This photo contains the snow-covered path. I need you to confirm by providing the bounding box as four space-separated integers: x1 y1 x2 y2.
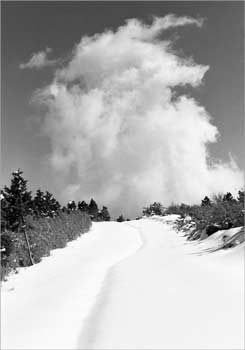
78 219 244 350
1 217 244 349
1 222 142 349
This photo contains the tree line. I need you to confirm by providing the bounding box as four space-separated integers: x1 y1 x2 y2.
1 169 111 234
0 169 110 280
142 190 244 235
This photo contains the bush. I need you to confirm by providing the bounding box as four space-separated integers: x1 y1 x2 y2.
143 202 165 216
166 190 244 239
117 215 125 222
1 210 91 280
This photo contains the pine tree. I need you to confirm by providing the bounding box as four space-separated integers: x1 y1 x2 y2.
33 190 60 217
1 169 34 265
201 196 211 206
223 192 235 202
78 200 89 212
88 198 98 218
1 190 8 231
117 214 125 222
1 169 33 230
33 189 45 216
67 200 76 211
100 206 111 221
43 191 60 216
143 202 164 216
237 190 244 204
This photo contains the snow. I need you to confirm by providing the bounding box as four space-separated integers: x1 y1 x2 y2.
1 217 244 349
1 222 142 349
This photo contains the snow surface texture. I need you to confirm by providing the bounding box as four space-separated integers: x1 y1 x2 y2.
1 222 142 349
1 216 244 349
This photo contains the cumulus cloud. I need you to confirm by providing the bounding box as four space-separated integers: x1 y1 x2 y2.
34 15 243 217
20 47 57 70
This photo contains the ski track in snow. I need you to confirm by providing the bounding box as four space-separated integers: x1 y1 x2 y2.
76 221 146 348
77 218 244 350
1 222 143 350
1 217 244 350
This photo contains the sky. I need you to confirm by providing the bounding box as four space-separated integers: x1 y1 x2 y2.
1 1 244 217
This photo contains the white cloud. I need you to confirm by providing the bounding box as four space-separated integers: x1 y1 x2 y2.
20 47 57 70
119 14 204 41
35 16 243 217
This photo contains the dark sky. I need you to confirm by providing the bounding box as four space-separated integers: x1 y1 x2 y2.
1 1 244 196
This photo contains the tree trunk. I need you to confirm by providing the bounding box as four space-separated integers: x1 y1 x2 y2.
19 193 34 265
22 227 35 265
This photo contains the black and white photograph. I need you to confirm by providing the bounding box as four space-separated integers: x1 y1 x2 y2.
1 1 244 349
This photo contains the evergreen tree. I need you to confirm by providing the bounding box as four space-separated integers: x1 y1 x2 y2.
88 198 99 218
117 214 125 222
1 170 34 265
67 200 76 211
78 200 89 212
43 191 60 216
100 206 111 221
143 202 164 216
1 191 8 231
223 192 235 202
33 189 45 216
1 169 32 231
237 190 244 204
201 196 211 207
33 190 60 217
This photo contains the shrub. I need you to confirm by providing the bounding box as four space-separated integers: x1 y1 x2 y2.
165 190 244 238
117 215 125 222
98 206 110 221
1 210 91 280
143 202 165 216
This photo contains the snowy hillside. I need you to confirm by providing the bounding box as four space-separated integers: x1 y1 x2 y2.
1 216 244 349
